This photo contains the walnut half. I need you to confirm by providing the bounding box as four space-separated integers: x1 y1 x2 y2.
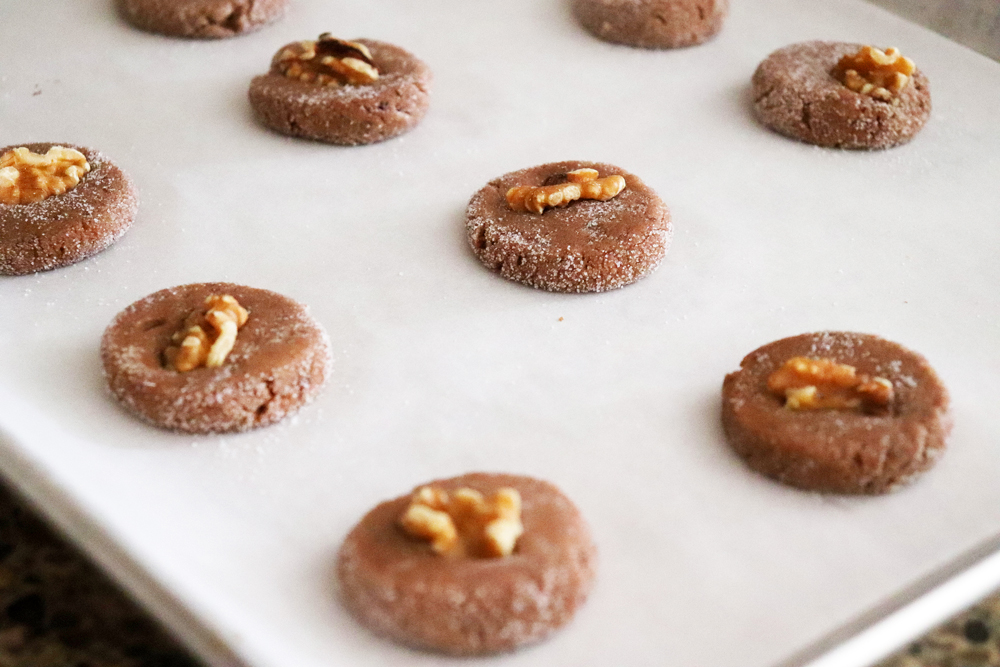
275 34 379 87
164 295 250 372
506 168 626 214
832 46 915 104
767 357 894 412
0 146 90 205
398 485 524 558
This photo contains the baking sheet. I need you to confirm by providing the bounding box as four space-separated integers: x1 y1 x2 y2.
2 0 1000 665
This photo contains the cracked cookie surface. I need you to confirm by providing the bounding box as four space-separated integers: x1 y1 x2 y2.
751 41 931 149
248 39 431 145
116 0 288 38
101 283 331 434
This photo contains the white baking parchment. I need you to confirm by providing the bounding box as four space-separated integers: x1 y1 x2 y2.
1 0 1000 665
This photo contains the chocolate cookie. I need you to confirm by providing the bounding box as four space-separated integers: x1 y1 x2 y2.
0 143 137 277
337 472 597 655
572 0 728 49
248 37 432 145
116 0 288 39
721 332 951 494
101 283 331 434
751 41 931 149
466 160 671 293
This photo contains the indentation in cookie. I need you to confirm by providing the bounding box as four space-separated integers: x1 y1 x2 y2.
0 143 137 276
101 283 331 433
465 160 671 292
337 472 597 655
751 41 931 149
248 39 432 145
721 331 951 494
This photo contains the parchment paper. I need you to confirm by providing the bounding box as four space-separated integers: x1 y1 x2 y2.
1 0 999 665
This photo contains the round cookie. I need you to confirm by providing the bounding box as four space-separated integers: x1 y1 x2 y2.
721 332 951 494
751 41 931 149
337 472 597 655
572 0 728 49
1 143 137 277
101 283 331 434
466 160 671 293
248 39 432 146
116 0 287 39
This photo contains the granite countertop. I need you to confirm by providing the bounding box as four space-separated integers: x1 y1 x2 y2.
0 480 198 667
0 2 997 667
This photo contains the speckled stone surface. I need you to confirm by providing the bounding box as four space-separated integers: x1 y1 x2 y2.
876 595 1000 667
0 481 202 667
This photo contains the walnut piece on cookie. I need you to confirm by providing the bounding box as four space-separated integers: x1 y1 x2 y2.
337 472 596 655
466 160 671 293
506 168 627 214
832 46 915 104
752 41 931 149
721 332 951 494
275 35 379 87
248 37 432 145
399 485 524 558
101 283 331 434
0 146 90 205
0 143 137 276
767 356 894 413
163 294 250 372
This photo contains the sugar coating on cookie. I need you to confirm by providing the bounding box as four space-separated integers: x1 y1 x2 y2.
248 38 432 146
752 41 931 149
466 160 671 293
573 0 728 49
101 283 331 434
721 332 951 494
116 0 288 38
0 143 137 276
337 472 597 655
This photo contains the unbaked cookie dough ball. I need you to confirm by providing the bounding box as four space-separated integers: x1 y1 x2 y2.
0 143 137 276
116 0 288 38
466 160 671 293
337 472 597 655
721 332 951 494
752 41 931 149
101 283 331 433
249 35 432 145
573 0 728 49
